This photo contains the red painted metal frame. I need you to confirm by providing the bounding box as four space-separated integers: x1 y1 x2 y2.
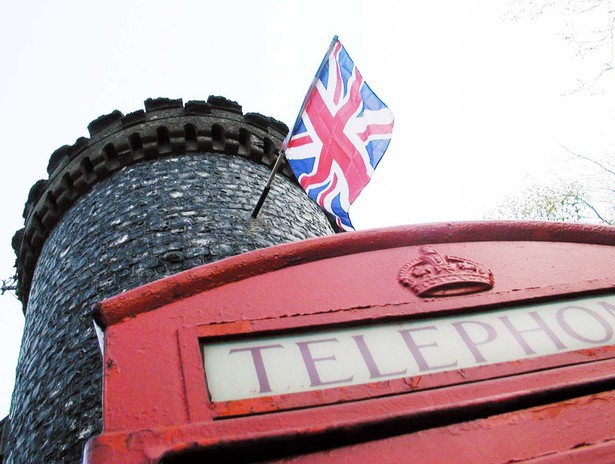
268 389 615 464
85 221 615 463
86 361 615 463
92 221 615 328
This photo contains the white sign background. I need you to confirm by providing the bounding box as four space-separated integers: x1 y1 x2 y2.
203 295 615 402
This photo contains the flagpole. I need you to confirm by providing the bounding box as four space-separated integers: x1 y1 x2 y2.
251 35 340 219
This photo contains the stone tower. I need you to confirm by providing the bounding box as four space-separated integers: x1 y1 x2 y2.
5 96 335 463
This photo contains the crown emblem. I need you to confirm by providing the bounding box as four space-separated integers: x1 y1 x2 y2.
398 246 494 297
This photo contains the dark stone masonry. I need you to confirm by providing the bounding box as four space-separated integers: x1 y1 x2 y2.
4 96 334 463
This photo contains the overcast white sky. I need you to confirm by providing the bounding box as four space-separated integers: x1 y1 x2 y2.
1 0 614 417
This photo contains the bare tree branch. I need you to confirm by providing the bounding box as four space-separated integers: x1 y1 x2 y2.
508 0 615 93
578 196 612 223
560 144 615 176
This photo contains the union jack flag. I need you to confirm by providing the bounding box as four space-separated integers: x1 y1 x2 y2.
284 37 394 230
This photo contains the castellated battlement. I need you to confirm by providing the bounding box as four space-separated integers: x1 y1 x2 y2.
12 96 316 306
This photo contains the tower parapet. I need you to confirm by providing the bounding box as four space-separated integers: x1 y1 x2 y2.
14 96 309 305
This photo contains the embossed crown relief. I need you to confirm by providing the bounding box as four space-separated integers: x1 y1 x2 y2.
398 246 494 297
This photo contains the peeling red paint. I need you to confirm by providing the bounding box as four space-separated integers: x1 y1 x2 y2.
403 377 421 389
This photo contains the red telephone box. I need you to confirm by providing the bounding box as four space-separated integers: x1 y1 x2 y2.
84 221 615 463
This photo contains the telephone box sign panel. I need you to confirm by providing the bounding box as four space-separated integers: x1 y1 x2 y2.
203 294 615 402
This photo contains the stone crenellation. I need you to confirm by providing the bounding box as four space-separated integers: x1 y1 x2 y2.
14 95 301 307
